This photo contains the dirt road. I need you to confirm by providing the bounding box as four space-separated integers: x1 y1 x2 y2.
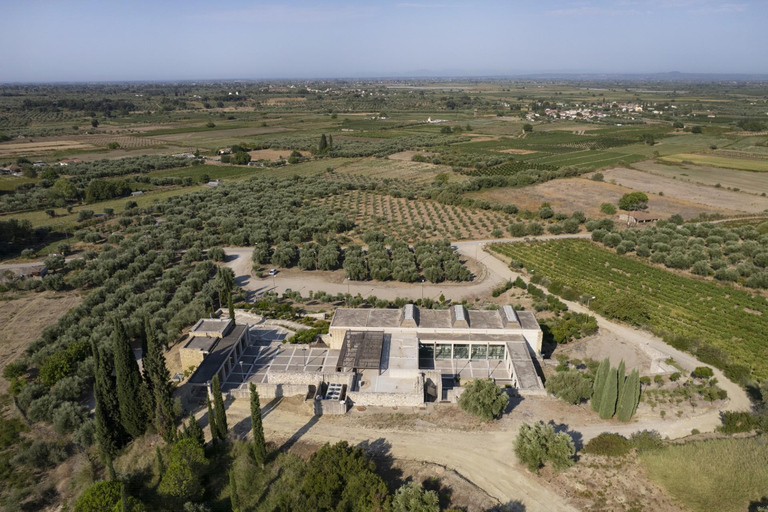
222 234 590 302
225 401 578 512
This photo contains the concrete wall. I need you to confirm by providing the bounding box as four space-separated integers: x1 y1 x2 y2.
267 371 353 387
347 375 424 407
228 382 308 400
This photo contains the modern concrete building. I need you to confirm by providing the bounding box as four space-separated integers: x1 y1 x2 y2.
194 305 544 414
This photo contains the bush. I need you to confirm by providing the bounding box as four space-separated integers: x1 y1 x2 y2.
630 430 663 453
391 482 440 512
458 379 509 420
600 202 617 215
514 422 575 473
582 433 632 457
692 366 714 379
591 173 604 182
158 438 209 503
716 411 758 434
75 481 122 512
545 370 592 404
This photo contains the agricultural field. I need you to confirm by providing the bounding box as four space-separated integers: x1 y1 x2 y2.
491 239 768 379
600 167 768 212
632 160 768 196
316 188 513 242
466 177 735 219
661 153 768 172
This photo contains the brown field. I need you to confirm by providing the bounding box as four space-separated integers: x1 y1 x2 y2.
316 189 515 241
0 140 97 157
498 148 537 154
334 157 456 184
387 150 438 162
466 178 739 220
0 291 81 392
601 167 768 214
265 97 307 105
151 126 295 144
633 160 768 199
248 148 306 161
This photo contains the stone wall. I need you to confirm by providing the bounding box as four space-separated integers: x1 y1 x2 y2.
228 382 309 400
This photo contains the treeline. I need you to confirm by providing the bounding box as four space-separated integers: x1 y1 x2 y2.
0 156 196 213
0 218 49 256
21 98 137 115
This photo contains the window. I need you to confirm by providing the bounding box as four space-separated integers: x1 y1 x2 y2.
471 344 488 360
419 343 435 359
488 344 506 360
453 344 469 359
435 344 452 359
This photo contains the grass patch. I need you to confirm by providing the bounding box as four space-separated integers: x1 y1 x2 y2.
662 153 768 172
639 437 768 512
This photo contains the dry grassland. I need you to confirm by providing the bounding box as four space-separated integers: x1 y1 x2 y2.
466 178 738 219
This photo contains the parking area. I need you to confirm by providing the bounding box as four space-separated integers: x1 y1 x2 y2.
221 327 340 393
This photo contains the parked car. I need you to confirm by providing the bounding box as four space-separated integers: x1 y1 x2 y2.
268 269 278 276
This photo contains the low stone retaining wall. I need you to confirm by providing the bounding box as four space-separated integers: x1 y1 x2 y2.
228 382 308 400
347 375 425 407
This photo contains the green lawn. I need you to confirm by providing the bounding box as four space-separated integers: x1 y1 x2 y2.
640 438 768 512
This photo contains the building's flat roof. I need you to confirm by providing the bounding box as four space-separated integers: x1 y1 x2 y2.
188 324 247 385
417 333 526 343
330 306 539 331
191 318 233 336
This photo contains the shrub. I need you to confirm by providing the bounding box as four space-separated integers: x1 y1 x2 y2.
75 481 122 512
391 482 440 512
716 411 758 434
458 379 509 420
158 438 209 502
514 422 575 473
630 430 663 453
545 371 592 404
692 366 714 379
582 433 632 457
592 173 604 182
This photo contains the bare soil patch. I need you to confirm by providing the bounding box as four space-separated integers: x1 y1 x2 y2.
632 160 768 201
265 97 308 105
387 150 437 162
498 148 537 155
601 167 768 214
0 140 97 157
248 148 305 161
467 177 738 220
0 291 81 392
555 331 652 374
152 126 294 143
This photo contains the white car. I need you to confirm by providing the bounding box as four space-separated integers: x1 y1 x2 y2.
268 269 278 276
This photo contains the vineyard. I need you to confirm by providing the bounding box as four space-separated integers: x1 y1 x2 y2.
491 239 768 380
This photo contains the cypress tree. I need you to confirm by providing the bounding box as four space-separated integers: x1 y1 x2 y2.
155 445 164 476
187 415 205 446
113 319 148 438
591 358 610 412
91 339 125 460
318 134 328 153
121 482 128 512
228 292 235 322
206 395 218 442
250 384 267 466
328 134 333 150
230 468 240 512
617 369 641 422
212 375 228 440
599 366 619 420
143 318 175 442
617 359 626 405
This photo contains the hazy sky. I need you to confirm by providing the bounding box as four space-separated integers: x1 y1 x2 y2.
1 0 767 82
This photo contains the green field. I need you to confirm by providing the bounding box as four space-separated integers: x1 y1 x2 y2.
0 176 36 192
640 438 768 512
662 153 768 172
491 239 768 379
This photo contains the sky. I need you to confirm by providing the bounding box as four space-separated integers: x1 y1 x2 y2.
0 0 767 82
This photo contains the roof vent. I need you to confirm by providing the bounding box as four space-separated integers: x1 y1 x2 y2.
501 305 520 327
452 305 469 328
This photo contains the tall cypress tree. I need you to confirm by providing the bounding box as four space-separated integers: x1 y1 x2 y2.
113 319 148 438
187 415 205 446
599 366 619 420
591 358 610 412
212 375 228 440
228 293 235 322
143 318 175 442
318 134 328 153
617 369 641 422
91 339 125 461
207 394 219 442
616 359 626 406
328 134 333 150
250 384 266 466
